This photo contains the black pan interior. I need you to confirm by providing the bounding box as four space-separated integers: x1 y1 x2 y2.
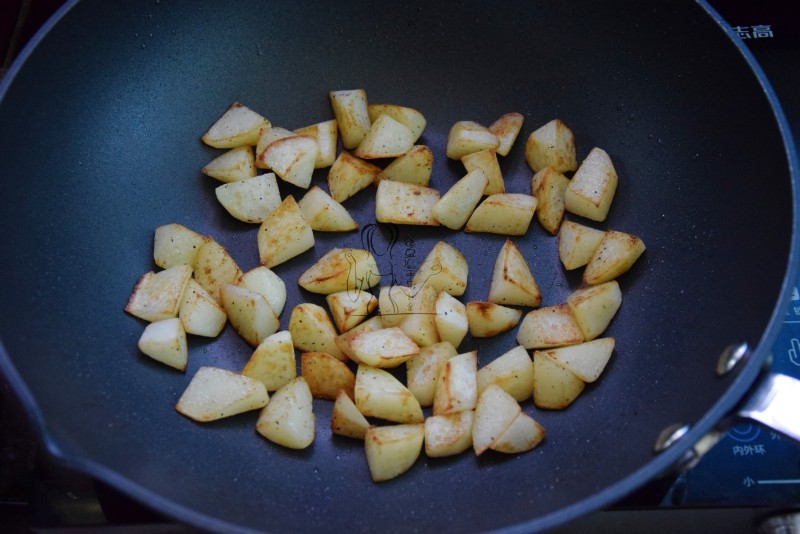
0 1 795 532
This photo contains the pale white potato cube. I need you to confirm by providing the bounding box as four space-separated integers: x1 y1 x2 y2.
202 146 256 182
491 412 545 454
256 377 315 449
297 186 358 232
255 126 294 167
301 351 356 400
466 301 522 338
532 351 585 410
446 120 499 160
411 241 469 297
354 114 414 159
558 220 607 270
398 283 440 348
432 350 478 416
238 266 287 317
327 151 382 203
326 289 378 333
566 280 622 340
241 330 296 391
364 424 424 482
476 345 534 402
461 149 504 195
564 147 618 222
298 248 380 294
424 410 474 457
375 180 440 226
472 384 521 455
257 195 314 268
329 89 371 150
288 303 345 360
524 119 577 173
433 291 469 349
138 317 188 371
176 366 269 422
294 119 338 169
259 135 318 189
355 365 423 424
125 264 193 322
220 283 280 347
347 326 420 368
334 316 385 363
488 112 524 157
214 172 282 223
487 239 542 308
544 337 615 383
153 223 209 270
201 102 269 148
583 230 646 285
532 167 570 235
375 145 433 186
432 168 489 230
516 304 584 349
465 193 537 236
368 103 426 143
192 239 242 304
179 279 227 338
406 341 458 406
331 390 370 439
378 285 414 327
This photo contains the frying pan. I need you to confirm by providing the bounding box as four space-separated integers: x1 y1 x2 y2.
1 0 798 532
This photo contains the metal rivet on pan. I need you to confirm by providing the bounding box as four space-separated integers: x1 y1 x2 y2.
716 341 749 377
654 423 690 453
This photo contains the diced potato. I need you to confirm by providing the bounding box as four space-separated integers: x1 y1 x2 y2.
354 114 414 159
532 351 585 410
137 317 188 371
472 384 521 455
257 195 314 268
255 126 294 167
179 279 227 338
298 248 380 294
256 377 315 449
564 147 618 222
543 337 615 383
398 283 439 347
327 151 382 203
334 316 384 363
411 241 469 297
476 345 534 402
516 304 584 349
375 180 440 226
301 351 356 400
424 410 474 457
238 266 287 317
297 186 358 232
464 193 537 236
215 172 282 223
326 289 378 333
355 365 424 424
367 103 426 143
378 285 413 327
406 341 458 406
558 220 607 270
446 120 499 160
433 291 469 349
491 412 545 454
201 102 269 148
259 135 318 189
202 146 257 183
242 330 296 391
461 149 504 195
331 390 370 439
375 145 433 186
220 283 280 347
466 301 522 338
432 169 489 230
488 112 524 157
532 167 570 235
487 239 541 308
583 230 646 285
329 89 371 150
153 223 209 270
346 327 420 368
566 280 622 341
176 366 269 422
125 264 193 322
524 119 577 173
192 239 242 304
288 303 345 360
364 424 424 482
294 119 338 169
432 351 478 416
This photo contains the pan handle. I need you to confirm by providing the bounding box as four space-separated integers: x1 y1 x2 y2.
736 372 800 442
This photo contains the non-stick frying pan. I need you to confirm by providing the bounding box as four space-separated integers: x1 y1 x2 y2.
1 1 798 532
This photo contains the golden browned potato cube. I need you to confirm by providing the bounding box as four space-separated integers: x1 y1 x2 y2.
355 365 424 424
488 112 524 157
464 193 537 236
298 248 380 295
125 264 193 322
432 351 478 416
294 119 338 169
532 352 585 410
432 169 489 230
364 424 424 482
288 302 345 360
220 283 280 347
476 345 534 402
564 147 618 222
329 89 371 150
201 102 269 149
516 304 584 349
466 301 522 338
524 119 577 173
446 120 499 159
176 366 269 422
354 114 415 159
565 280 622 341
327 151 382 203
532 167 570 235
375 145 433 186
256 377 315 449
375 180 440 226
424 410 474 457
202 146 257 183
242 330 296 391
301 351 356 400
257 195 314 268
558 220 607 270
297 186 358 232
368 103 427 143
331 390 370 439
487 239 542 308
461 149 504 195
472 384 520 455
583 230 646 284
